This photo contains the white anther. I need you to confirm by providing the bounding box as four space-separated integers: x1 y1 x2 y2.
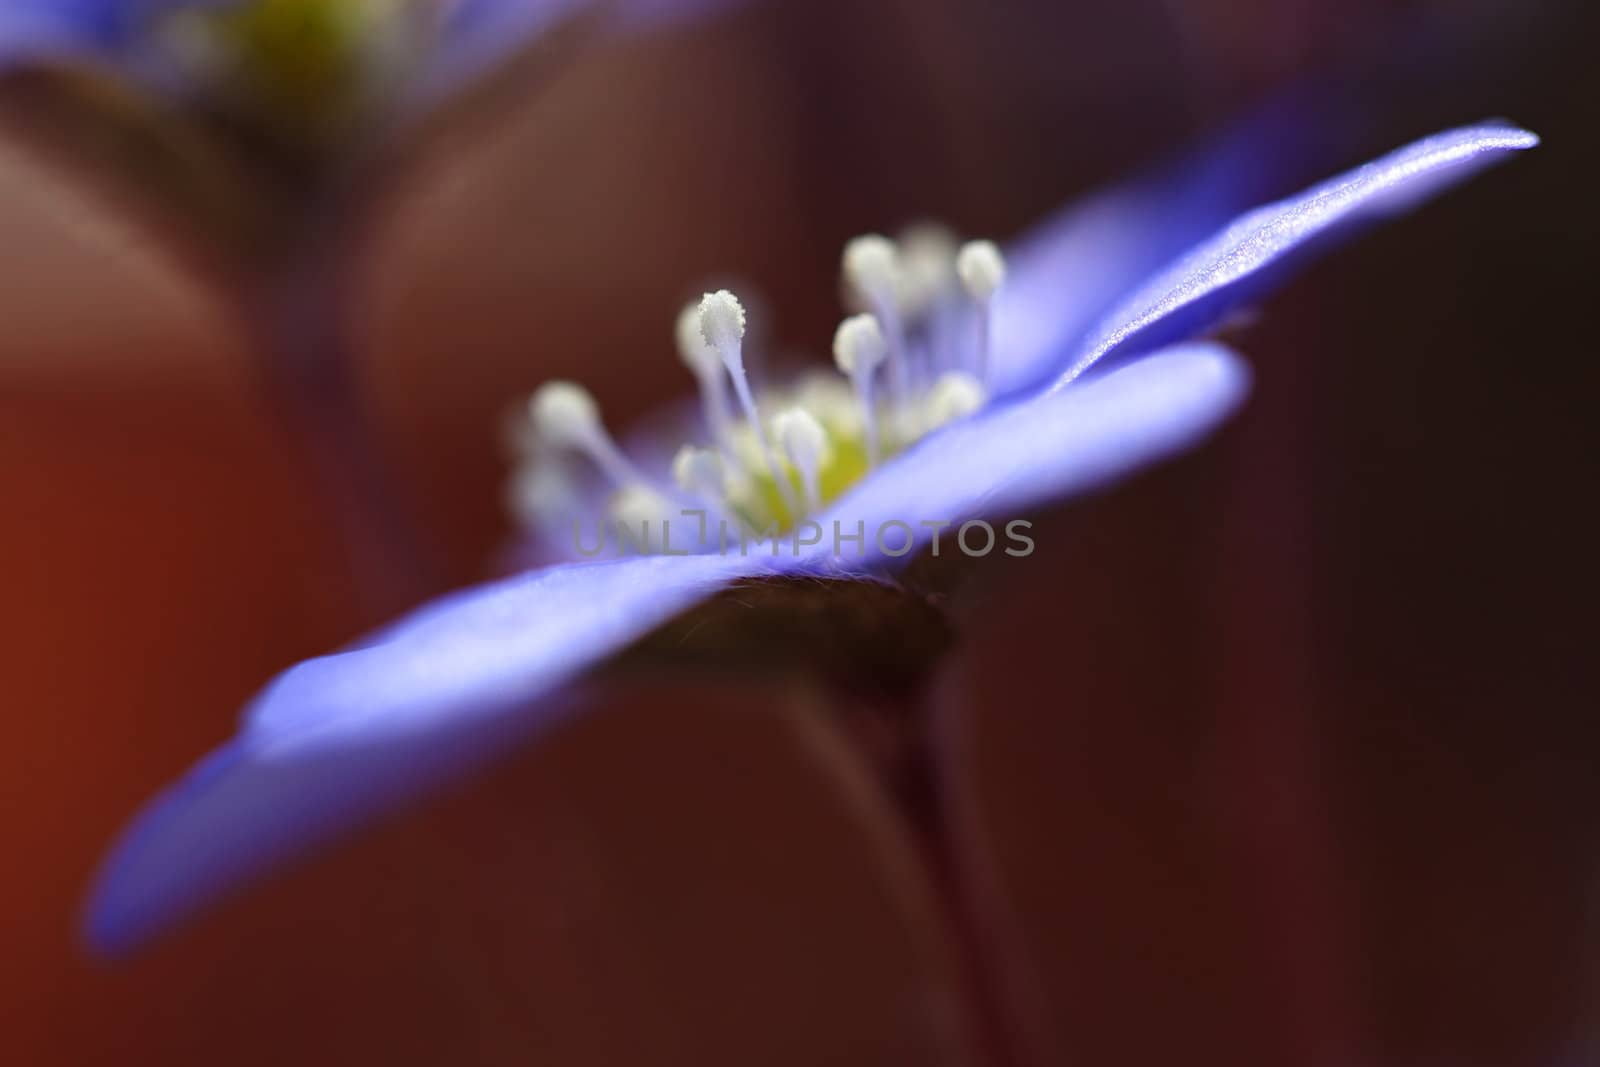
833 313 887 466
697 289 747 362
897 222 959 318
775 407 829 470
609 484 678 555
926 371 988 429
531 381 600 448
843 235 900 304
884 406 925 449
832 314 888 377
956 240 1005 383
956 240 1006 302
672 445 727 501
842 235 909 404
696 289 798 514
530 381 647 490
774 407 830 514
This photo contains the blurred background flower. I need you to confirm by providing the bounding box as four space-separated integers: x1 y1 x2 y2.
0 0 743 615
1 0 1594 1065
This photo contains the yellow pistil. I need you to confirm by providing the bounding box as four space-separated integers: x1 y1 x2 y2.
728 421 876 534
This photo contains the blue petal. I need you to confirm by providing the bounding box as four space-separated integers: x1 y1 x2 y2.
1053 123 1538 387
0 3 257 75
0 2 124 66
87 551 779 955
992 93 1348 396
810 343 1252 569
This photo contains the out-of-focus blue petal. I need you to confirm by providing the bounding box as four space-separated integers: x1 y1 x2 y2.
992 89 1369 398
0 2 124 67
992 97 1338 397
1052 123 1538 388
811 343 1251 569
0 3 253 76
86 550 780 956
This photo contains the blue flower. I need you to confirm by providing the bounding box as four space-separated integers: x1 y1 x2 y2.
86 119 1535 955
0 1 731 123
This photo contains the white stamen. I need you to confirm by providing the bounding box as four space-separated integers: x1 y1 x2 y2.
925 371 988 429
697 290 798 514
531 381 648 490
842 235 899 304
887 405 929 449
833 313 888 466
831 314 888 378
672 445 728 505
956 240 1006 301
509 221 1011 545
957 240 1006 383
609 484 677 554
842 235 908 403
530 380 598 446
774 407 829 514
675 302 737 459
697 289 747 355
897 222 959 320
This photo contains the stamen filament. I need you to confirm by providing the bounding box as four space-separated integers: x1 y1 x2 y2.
775 408 829 514
844 236 909 406
957 240 1006 385
833 313 889 468
859 379 880 467
609 484 677 554
926 371 987 429
531 381 651 490
878 302 909 403
698 290 800 515
732 374 797 514
587 435 650 492
676 304 739 463
672 445 732 519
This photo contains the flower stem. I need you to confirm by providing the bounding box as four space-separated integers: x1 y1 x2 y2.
246 217 442 623
830 672 1027 1067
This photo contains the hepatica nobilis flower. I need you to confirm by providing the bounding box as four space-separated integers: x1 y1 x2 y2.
87 120 1535 953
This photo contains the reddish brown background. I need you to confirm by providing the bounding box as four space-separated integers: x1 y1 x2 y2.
2 1 1595 1064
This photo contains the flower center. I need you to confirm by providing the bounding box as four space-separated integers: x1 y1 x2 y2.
150 0 438 144
509 225 1007 549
